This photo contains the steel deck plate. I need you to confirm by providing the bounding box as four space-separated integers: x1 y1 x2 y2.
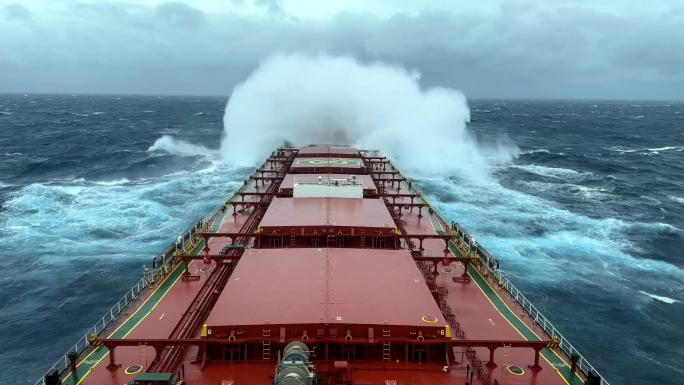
205 248 446 328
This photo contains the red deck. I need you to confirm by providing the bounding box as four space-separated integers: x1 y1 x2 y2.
61 145 588 385
205 248 446 337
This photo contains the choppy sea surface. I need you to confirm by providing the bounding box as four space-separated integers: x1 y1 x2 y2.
0 95 682 385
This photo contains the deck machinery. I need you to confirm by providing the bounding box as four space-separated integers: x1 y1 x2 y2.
40 145 606 385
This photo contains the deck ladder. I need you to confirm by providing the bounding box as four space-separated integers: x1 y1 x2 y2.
290 228 296 247
262 329 271 360
139 344 147 367
502 343 512 368
382 328 391 361
360 230 366 248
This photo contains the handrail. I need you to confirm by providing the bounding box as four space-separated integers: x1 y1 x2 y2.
492 269 609 384
449 222 610 385
33 201 228 385
33 270 155 385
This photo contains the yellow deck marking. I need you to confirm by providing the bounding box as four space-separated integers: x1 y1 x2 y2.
72 261 191 385
426 213 583 385
69 207 229 384
62 258 187 384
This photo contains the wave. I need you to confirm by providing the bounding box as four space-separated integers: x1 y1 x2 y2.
669 195 684 204
648 146 684 152
1 167 243 261
147 135 217 158
416 174 684 294
517 180 614 201
522 149 550 155
511 164 592 181
639 291 680 304
608 145 684 154
150 53 518 179
92 178 131 186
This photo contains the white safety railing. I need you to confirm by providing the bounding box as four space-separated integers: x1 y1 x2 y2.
33 273 154 385
34 201 227 385
389 158 609 385
450 222 610 385
492 268 610 384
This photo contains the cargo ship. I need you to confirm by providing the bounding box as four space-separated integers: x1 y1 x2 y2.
37 145 608 385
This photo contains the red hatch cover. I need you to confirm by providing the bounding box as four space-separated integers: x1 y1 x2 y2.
204 248 446 335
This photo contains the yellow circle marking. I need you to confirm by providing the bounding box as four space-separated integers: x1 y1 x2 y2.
507 365 525 376
421 315 438 323
125 364 143 375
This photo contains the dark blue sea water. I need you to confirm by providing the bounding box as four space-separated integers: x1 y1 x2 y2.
0 95 682 385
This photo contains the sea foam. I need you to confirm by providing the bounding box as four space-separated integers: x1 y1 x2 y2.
150 53 518 179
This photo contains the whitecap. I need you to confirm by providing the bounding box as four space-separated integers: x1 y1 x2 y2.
512 164 591 181
522 149 550 155
669 195 684 204
647 146 683 152
147 135 216 158
92 178 130 186
639 291 679 304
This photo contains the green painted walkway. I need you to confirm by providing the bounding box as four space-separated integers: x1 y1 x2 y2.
63 211 225 385
428 214 582 385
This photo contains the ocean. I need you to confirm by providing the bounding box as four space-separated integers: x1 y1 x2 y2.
0 94 682 385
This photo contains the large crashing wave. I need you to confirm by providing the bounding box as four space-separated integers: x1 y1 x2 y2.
149 53 517 178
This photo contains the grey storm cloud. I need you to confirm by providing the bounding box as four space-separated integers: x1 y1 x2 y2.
1 0 683 100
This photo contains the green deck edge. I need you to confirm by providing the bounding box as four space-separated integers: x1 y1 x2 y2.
429 214 582 385
62 210 226 385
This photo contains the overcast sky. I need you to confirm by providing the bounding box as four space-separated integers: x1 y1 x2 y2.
1 0 683 100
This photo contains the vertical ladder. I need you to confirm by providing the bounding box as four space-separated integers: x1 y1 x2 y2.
290 228 295 247
360 230 366 248
382 328 391 361
262 329 271 360
139 344 147 367
502 343 512 368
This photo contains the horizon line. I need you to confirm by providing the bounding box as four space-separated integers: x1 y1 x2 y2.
0 91 682 103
